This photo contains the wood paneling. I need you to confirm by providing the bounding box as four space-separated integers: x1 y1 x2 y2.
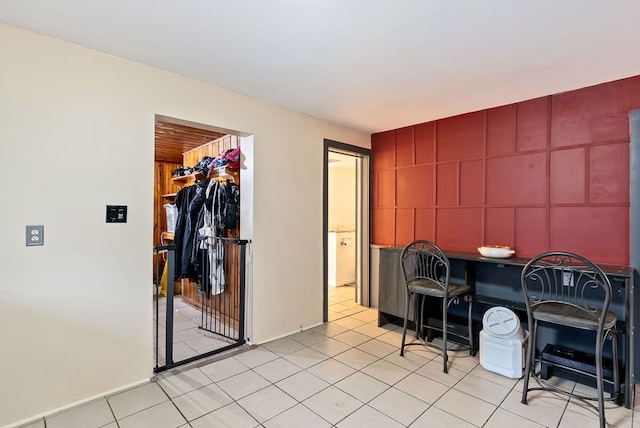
371 75 638 265
183 135 240 167
154 161 181 246
155 133 242 323
153 133 240 283
153 160 181 280
155 120 227 163
154 135 240 248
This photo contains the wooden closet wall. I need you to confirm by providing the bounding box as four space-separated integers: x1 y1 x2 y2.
179 135 240 318
154 133 241 329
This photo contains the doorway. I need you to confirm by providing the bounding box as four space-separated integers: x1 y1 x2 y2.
153 115 253 372
323 139 371 322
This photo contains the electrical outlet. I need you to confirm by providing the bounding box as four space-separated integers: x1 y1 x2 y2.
562 271 574 287
26 225 44 246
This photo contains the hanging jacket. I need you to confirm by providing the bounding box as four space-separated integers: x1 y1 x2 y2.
194 180 225 296
181 179 210 278
172 185 196 280
217 180 239 232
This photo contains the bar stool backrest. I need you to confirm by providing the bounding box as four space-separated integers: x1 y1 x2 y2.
521 251 612 330
400 240 450 293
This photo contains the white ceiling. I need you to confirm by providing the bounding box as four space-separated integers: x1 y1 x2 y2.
2 1 640 134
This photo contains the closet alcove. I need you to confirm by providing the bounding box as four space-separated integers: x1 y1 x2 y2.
154 118 242 330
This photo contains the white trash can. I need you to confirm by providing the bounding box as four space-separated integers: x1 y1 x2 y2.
479 307 527 378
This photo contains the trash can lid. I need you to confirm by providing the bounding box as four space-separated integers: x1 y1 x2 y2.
482 307 522 338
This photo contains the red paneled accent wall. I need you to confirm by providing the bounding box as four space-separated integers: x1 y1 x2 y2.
371 76 640 265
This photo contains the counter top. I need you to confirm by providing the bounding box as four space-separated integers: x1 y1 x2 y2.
379 246 634 278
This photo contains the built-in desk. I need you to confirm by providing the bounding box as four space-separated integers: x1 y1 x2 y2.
378 247 635 407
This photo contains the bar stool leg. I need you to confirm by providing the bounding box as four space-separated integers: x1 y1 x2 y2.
442 295 448 373
612 329 620 404
522 319 536 404
467 297 474 356
595 331 605 428
415 295 421 340
400 291 411 356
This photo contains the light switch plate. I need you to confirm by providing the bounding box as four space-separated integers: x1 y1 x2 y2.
26 225 44 246
106 205 127 223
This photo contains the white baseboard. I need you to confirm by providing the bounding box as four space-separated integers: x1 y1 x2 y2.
4 378 150 428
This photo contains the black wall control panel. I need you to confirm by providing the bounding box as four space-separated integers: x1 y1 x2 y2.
106 205 127 223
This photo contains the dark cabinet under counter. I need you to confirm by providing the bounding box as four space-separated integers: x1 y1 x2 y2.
377 246 635 407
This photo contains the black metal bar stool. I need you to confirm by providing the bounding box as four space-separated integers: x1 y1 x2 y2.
520 251 619 428
399 240 474 373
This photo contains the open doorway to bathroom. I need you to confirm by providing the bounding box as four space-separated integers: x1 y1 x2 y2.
323 139 371 322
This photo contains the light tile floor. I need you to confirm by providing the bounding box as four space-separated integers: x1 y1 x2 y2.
21 285 639 428
154 294 237 366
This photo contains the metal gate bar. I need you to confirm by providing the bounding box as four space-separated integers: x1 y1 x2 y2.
198 238 245 340
153 239 249 373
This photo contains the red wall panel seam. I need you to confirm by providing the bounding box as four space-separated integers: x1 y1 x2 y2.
481 110 488 245
545 95 552 252
456 161 460 206
585 146 592 204
433 122 438 240
510 105 517 247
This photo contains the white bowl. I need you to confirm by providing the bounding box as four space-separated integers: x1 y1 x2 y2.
478 245 515 258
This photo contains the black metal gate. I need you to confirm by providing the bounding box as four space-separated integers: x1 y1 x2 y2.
153 238 249 373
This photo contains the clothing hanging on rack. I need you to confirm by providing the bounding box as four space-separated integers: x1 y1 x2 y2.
181 179 209 280
216 179 239 232
172 185 196 280
197 180 225 296
169 155 239 289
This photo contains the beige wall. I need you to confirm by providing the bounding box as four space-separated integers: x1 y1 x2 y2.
0 24 369 427
328 163 357 232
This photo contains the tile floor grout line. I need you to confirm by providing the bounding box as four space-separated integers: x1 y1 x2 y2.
478 374 526 428
258 373 332 426
239 340 392 426
169 392 193 427
231 395 272 427
297 398 338 427
103 398 120 428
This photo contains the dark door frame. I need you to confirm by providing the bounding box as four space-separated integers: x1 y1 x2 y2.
323 139 372 322
629 109 640 380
